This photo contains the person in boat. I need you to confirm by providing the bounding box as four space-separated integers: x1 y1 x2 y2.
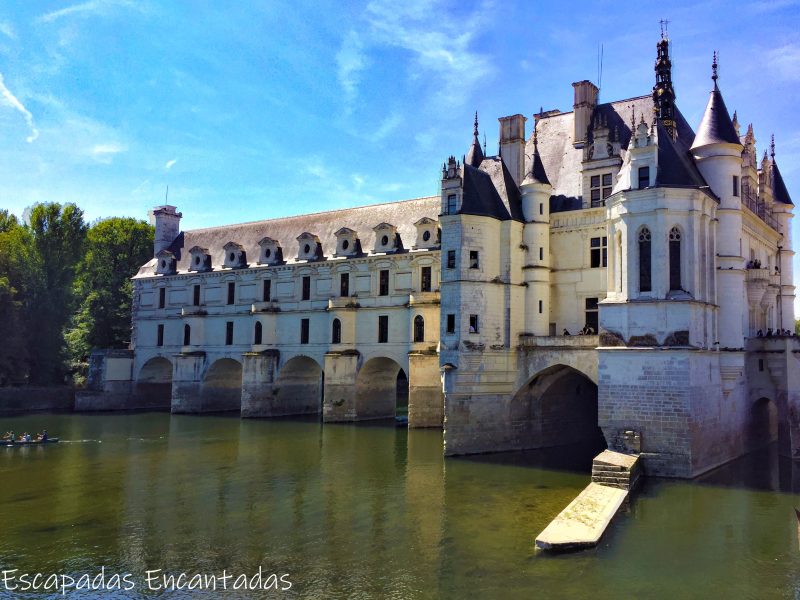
38 430 48 442
25 433 32 442
4 431 13 442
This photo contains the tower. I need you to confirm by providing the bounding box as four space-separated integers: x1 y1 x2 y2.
652 34 676 137
769 140 796 328
520 123 552 336
690 53 745 348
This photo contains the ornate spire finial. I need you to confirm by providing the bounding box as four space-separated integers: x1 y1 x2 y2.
483 132 487 155
770 134 775 159
473 111 479 138
533 119 539 148
711 51 718 88
660 18 670 39
630 104 636 129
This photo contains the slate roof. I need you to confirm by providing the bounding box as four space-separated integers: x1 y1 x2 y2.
653 121 708 188
523 144 550 186
690 87 741 150
529 95 703 211
135 196 440 277
772 160 794 205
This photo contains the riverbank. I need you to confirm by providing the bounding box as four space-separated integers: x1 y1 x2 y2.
0 386 74 414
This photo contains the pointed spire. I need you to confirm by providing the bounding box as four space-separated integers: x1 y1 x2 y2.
770 134 775 159
653 32 677 137
732 110 739 135
522 120 550 186
465 111 485 167
711 51 719 89
690 53 740 151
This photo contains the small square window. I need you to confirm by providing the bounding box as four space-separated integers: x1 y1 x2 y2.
469 251 479 269
447 250 456 269
421 266 432 292
446 314 455 334
469 314 479 333
638 166 650 190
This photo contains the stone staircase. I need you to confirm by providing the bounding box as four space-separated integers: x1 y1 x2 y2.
591 450 642 491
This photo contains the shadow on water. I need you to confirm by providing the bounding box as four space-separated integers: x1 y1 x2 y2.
451 438 607 475
695 441 800 494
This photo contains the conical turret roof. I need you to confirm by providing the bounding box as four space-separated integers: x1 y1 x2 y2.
772 160 794 205
690 56 740 150
465 111 484 167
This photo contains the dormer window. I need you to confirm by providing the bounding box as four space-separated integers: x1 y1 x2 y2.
154 250 177 275
296 232 322 261
257 237 282 265
638 167 650 190
372 223 399 253
222 242 247 269
334 227 359 257
413 217 439 249
447 194 458 214
188 246 211 272
590 173 613 206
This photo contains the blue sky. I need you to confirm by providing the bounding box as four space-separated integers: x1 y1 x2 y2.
0 0 799 311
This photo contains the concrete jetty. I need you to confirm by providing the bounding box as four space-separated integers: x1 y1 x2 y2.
535 450 640 551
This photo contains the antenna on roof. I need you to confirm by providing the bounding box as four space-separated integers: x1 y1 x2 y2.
165 185 169 204
596 43 604 97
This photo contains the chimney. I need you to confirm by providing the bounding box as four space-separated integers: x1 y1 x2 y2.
572 80 599 148
498 114 527 187
149 205 182 257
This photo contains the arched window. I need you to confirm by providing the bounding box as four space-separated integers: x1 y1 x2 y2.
669 226 681 291
413 315 425 342
254 321 263 345
183 324 191 346
332 318 342 344
638 227 652 293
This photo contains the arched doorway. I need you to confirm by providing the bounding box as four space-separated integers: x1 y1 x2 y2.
396 369 409 418
356 357 407 420
201 358 243 412
273 355 324 416
748 397 778 450
136 357 173 408
511 364 605 456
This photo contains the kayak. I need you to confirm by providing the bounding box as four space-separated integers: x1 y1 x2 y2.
3 438 59 446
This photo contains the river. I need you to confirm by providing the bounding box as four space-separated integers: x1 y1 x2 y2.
1 412 799 598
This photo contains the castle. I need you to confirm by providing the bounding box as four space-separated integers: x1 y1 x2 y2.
83 35 798 478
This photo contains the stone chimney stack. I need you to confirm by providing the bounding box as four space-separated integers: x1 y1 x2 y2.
149 205 182 257
572 80 599 148
498 114 527 187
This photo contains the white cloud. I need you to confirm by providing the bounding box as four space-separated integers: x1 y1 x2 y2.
336 31 368 112
0 73 39 142
767 43 800 82
91 142 127 163
352 174 365 189
165 158 177 170
374 112 402 141
0 21 17 40
37 0 138 23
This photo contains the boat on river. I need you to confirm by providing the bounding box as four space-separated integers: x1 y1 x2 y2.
3 438 59 446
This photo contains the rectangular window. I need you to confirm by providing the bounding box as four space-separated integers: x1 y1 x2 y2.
227 282 235 305
446 314 455 334
733 175 740 197
300 318 309 344
469 251 479 269
159 287 166 309
447 250 456 269
378 315 389 343
469 314 479 333
590 236 608 268
340 273 350 297
157 324 164 347
192 285 200 307
379 270 389 296
538 299 543 314
302 276 311 300
539 203 543 215
638 166 650 190
590 173 613 207
585 298 599 333
549 323 556 336
262 280 271 302
447 194 457 214
225 321 233 345
421 266 432 292
539 247 544 261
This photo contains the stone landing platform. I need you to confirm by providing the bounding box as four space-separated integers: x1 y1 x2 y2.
535 450 640 551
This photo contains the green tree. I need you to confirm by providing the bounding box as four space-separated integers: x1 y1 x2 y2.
67 217 154 365
796 319 799 336
0 217 35 384
25 203 87 384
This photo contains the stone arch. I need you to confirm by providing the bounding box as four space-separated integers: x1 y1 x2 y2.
748 397 778 450
272 355 324 416
511 364 606 455
136 356 173 406
201 357 243 412
356 356 407 419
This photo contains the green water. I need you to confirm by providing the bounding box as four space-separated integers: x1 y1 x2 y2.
1 412 799 599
